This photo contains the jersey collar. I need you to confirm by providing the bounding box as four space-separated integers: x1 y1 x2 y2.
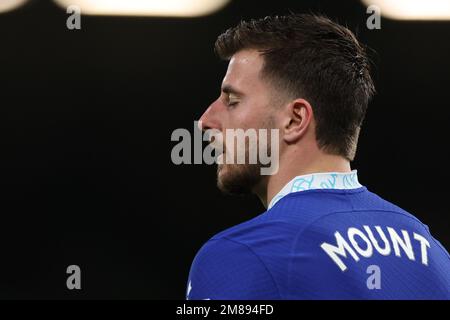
268 170 362 209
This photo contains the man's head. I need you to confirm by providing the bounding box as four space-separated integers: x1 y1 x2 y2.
199 13 375 196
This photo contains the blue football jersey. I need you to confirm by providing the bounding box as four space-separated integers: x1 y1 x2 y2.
187 172 450 299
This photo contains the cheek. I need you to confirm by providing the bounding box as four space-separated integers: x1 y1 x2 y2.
232 102 267 129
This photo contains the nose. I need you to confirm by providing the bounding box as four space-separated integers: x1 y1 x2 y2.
199 99 222 132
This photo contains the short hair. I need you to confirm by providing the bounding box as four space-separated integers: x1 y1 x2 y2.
215 13 375 161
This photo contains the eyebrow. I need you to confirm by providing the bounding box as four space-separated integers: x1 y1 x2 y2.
221 84 244 97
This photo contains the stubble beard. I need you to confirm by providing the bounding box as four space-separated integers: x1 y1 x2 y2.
216 118 274 196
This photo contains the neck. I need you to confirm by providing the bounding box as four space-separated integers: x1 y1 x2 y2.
255 151 351 208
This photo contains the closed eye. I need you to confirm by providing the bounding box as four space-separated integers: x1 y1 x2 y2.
221 84 244 108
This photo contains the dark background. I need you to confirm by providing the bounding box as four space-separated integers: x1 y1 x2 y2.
0 0 448 299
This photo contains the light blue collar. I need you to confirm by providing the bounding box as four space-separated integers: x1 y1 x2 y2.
267 170 362 209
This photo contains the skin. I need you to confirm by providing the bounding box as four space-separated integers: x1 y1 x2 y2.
199 49 351 208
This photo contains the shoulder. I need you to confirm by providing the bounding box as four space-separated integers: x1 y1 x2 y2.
188 237 281 299
187 213 301 300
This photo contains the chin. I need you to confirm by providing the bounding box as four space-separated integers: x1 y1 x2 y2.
216 163 261 195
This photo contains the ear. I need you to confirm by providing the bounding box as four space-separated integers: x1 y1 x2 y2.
282 98 314 144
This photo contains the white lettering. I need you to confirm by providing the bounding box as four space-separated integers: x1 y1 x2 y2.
387 227 415 261
321 231 359 272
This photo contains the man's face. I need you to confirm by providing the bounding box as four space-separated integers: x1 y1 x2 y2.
199 49 279 195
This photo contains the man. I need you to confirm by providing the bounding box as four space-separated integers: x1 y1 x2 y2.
187 13 450 299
